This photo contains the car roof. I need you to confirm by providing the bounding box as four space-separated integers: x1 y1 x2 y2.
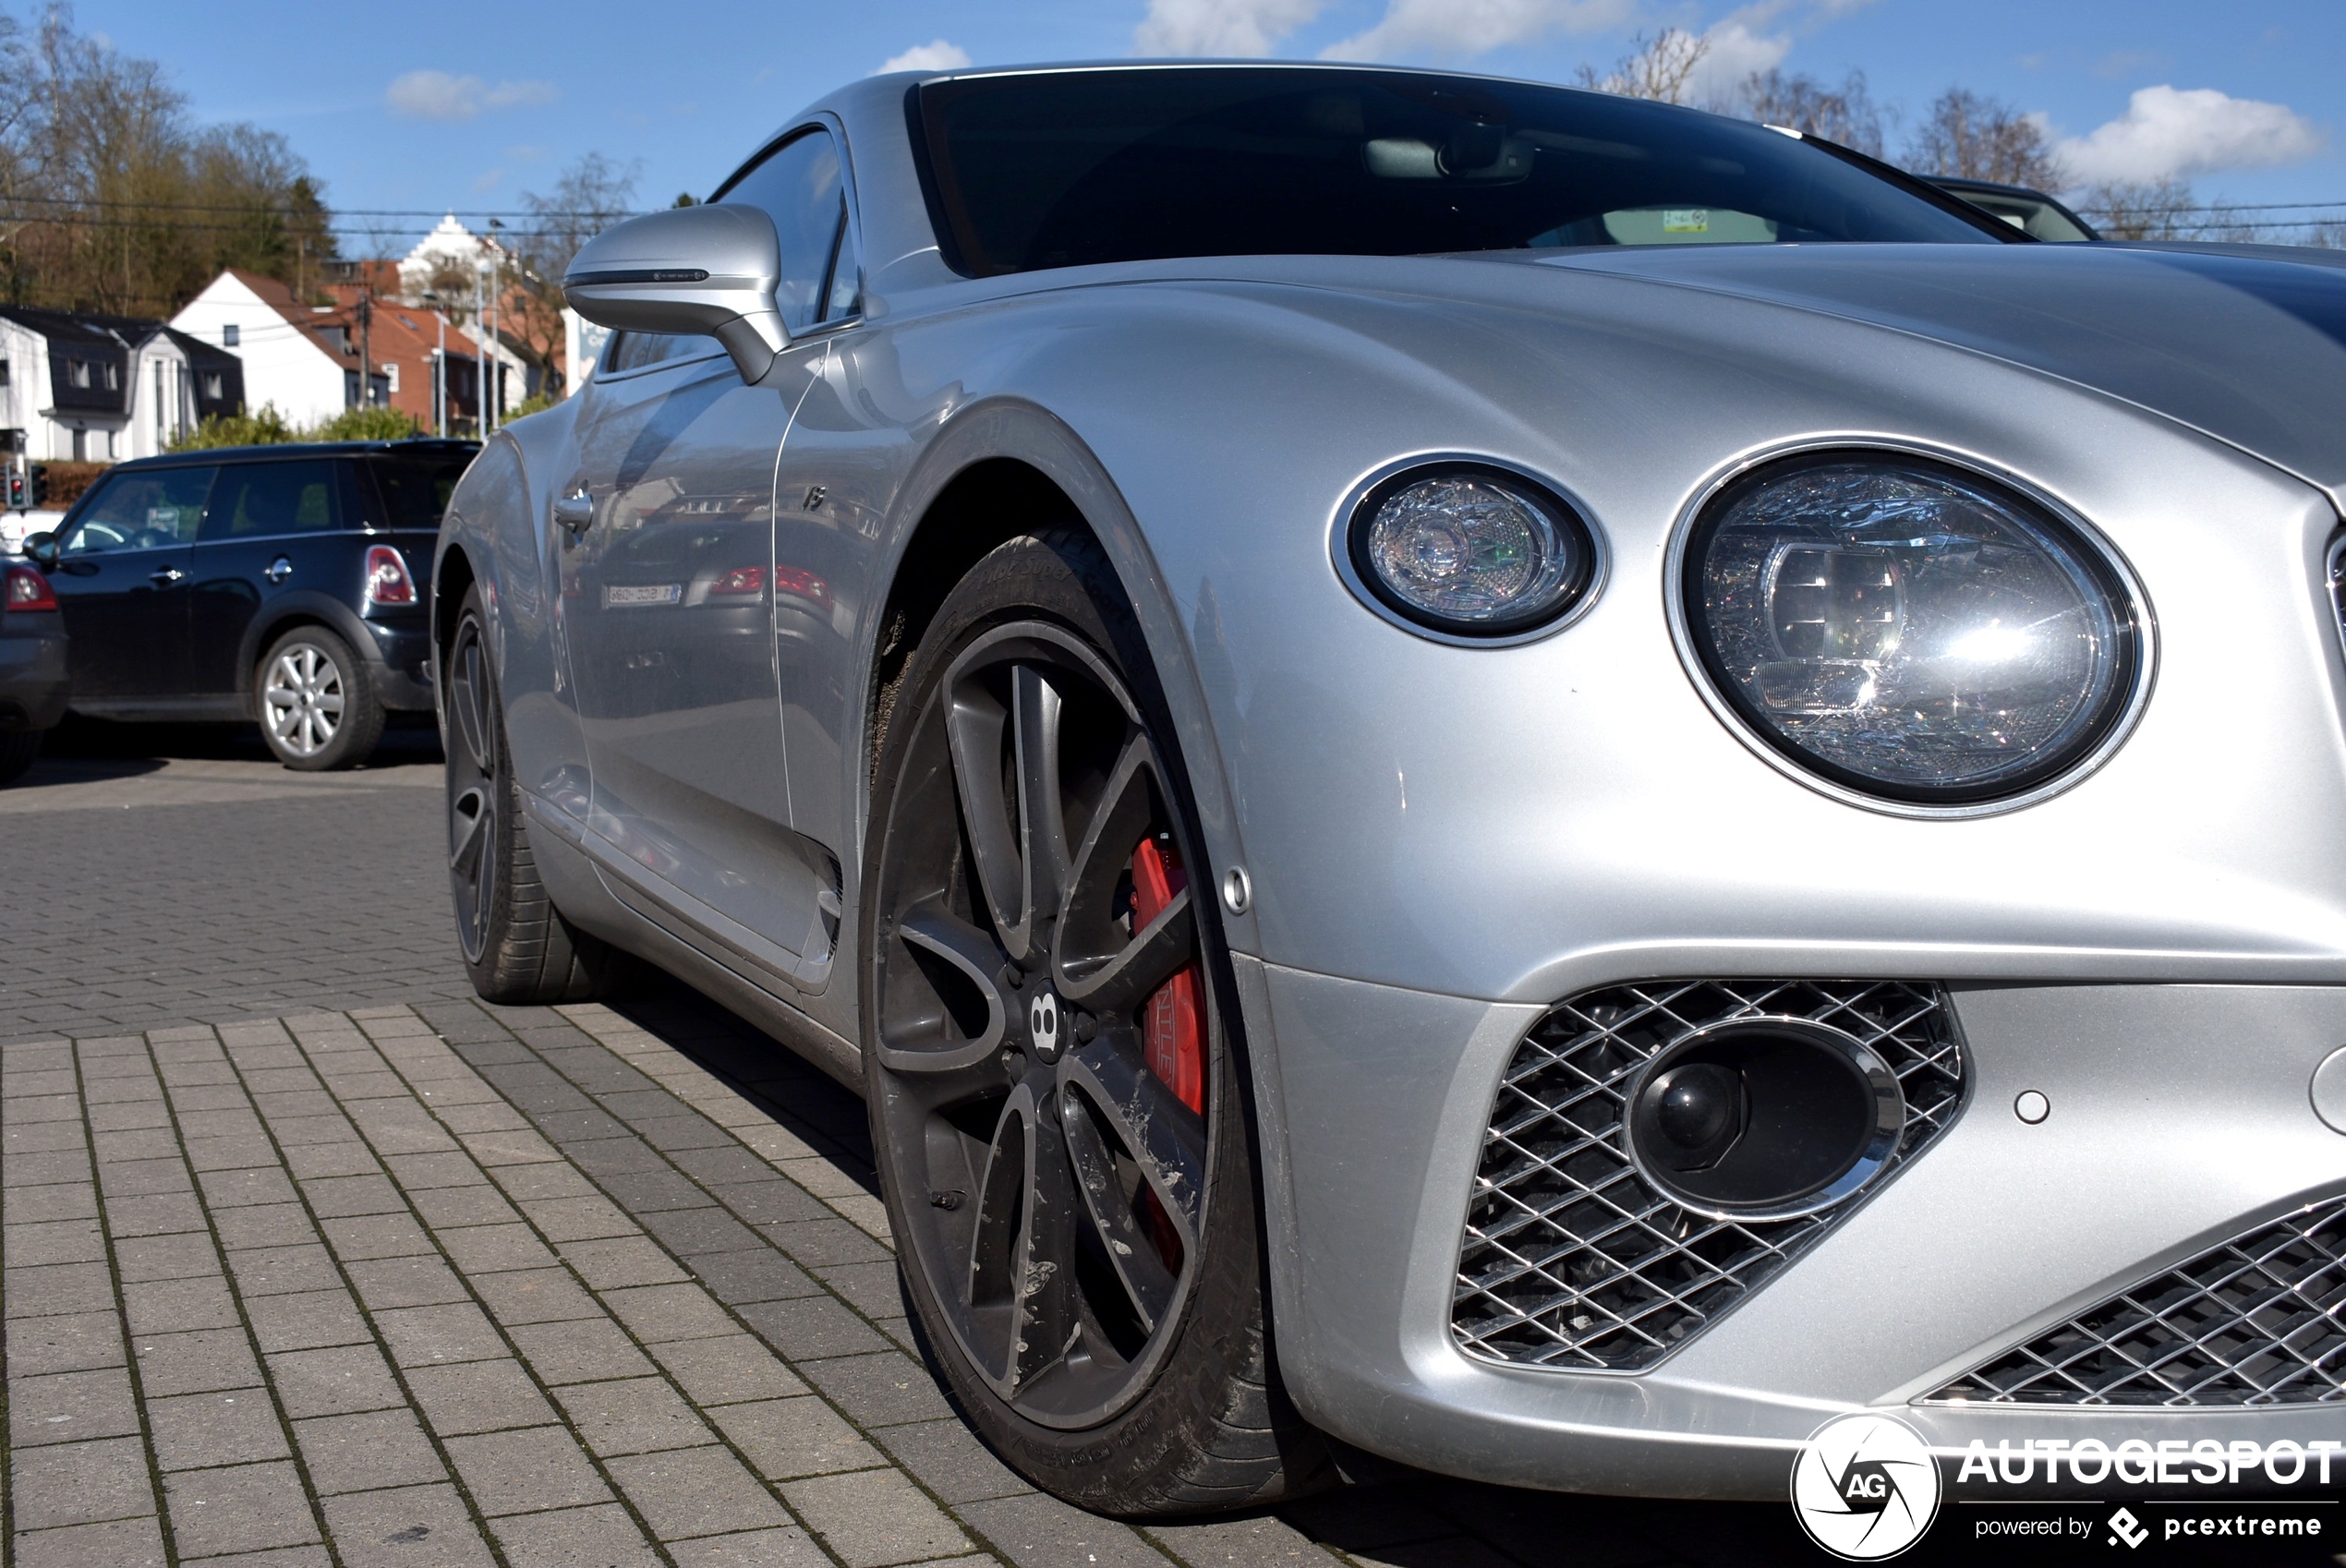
107 439 481 469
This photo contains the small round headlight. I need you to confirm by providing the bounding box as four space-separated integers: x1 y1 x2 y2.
1682 454 2144 804
1348 464 1596 636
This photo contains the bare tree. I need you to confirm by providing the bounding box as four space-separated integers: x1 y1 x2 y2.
2074 180 2195 240
1903 88 2065 190
0 4 335 314
1576 29 1709 106
1729 68 1886 158
503 152 639 396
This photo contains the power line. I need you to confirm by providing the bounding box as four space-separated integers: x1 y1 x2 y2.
0 192 645 221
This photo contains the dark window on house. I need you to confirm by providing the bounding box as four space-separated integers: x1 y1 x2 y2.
102 362 118 391
224 324 239 347
200 371 224 400
0 358 10 386
67 358 90 389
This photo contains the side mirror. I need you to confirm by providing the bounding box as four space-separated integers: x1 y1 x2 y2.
564 204 787 385
23 531 57 569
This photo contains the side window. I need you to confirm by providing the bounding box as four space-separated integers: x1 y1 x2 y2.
200 461 343 541
63 466 215 553
367 457 473 530
599 331 705 376
718 127 855 332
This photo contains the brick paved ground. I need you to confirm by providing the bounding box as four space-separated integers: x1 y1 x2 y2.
6 722 2270 1568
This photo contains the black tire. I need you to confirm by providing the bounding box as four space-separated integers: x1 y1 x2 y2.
0 728 40 786
443 585 633 1004
256 624 385 770
862 529 1328 1517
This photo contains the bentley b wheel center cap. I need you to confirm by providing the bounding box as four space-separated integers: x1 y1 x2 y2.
1028 987 1063 1064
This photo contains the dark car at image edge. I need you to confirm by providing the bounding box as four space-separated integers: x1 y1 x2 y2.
0 554 67 783
25 438 478 769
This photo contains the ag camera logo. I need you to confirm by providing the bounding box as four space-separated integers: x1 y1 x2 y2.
1792 1412 1943 1560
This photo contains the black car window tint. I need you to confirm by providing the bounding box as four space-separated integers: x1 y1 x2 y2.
62 466 216 553
368 457 472 530
715 127 849 332
913 68 2001 276
201 460 341 541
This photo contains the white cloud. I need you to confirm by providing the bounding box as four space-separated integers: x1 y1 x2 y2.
1687 19 1791 103
877 39 972 74
1136 0 1325 55
385 70 557 122
1322 0 1634 63
2058 84 2326 183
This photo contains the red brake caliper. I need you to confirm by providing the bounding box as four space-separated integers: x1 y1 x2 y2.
1128 836 1203 1114
1129 835 1203 1272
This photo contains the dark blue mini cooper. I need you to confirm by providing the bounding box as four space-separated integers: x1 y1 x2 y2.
26 439 477 768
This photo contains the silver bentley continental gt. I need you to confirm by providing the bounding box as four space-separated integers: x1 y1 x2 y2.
432 61 2346 1514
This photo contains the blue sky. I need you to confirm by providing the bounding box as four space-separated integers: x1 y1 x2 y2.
87 0 2346 251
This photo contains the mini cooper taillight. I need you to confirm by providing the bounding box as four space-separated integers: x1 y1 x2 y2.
4 563 56 611
364 546 417 607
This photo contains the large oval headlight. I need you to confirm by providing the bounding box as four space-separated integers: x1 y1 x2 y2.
1348 464 1598 636
1682 454 2145 804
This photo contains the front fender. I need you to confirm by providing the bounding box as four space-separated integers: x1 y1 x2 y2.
437 419 591 819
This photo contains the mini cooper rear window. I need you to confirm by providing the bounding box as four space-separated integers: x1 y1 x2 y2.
913 67 2001 275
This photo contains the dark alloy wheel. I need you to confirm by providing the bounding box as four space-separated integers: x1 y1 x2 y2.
443 585 631 1004
865 532 1324 1514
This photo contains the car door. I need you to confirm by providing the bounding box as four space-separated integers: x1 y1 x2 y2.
557 127 847 982
721 121 881 890
44 464 214 708
187 458 359 703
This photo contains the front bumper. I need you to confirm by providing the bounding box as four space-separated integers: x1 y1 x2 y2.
1250 960 2346 1499
0 627 68 729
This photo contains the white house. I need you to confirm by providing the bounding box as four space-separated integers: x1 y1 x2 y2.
0 307 243 462
170 270 349 427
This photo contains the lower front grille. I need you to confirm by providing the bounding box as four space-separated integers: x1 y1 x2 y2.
1451 980 1965 1372
1927 1197 2346 1406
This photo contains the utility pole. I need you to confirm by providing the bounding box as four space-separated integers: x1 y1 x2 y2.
357 287 373 409
434 311 446 438
474 259 486 437
486 218 504 434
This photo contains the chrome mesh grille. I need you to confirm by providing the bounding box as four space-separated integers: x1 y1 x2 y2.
1451 980 1965 1372
1927 1197 2346 1406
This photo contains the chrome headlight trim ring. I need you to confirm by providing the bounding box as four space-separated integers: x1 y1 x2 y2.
1331 453 1610 648
1663 438 2159 820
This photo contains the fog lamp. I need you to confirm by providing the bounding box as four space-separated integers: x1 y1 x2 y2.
1626 1019 1905 1219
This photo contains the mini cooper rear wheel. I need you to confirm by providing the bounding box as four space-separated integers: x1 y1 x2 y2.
864 531 1325 1515
444 585 631 1003
257 625 384 770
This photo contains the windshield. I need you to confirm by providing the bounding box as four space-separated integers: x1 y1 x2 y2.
913 67 2003 277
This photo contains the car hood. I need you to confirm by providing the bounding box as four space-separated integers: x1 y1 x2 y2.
1510 242 2346 500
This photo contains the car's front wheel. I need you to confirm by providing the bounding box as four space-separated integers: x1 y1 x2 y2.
257 625 383 770
863 530 1326 1516
443 585 631 1003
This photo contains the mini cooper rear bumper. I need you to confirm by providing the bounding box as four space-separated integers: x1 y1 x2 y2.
1246 959 2346 1498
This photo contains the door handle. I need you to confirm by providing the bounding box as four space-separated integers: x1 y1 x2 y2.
552 492 594 537
149 566 185 585
264 556 292 585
